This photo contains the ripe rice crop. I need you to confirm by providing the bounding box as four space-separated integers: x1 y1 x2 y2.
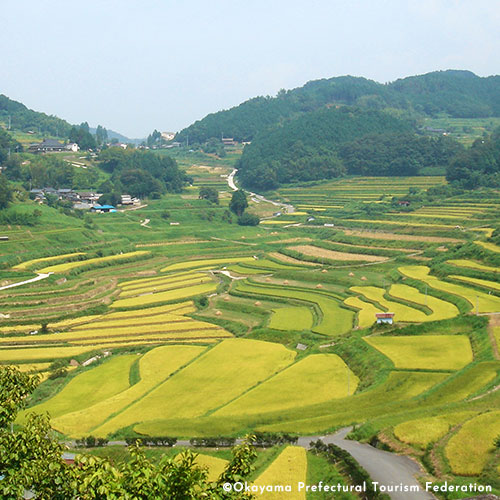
343 230 462 243
350 285 429 322
475 241 500 253
253 446 307 500
394 411 477 448
110 282 217 308
389 284 459 321
91 338 296 435
119 271 204 290
449 275 500 292
19 355 136 422
363 335 472 370
344 219 455 229
215 354 358 416
268 306 314 331
0 345 99 362
447 259 499 273
445 410 500 475
161 257 254 273
343 296 382 329
191 454 228 482
38 251 150 273
52 345 206 436
399 265 500 313
13 252 86 270
119 276 213 297
260 220 297 225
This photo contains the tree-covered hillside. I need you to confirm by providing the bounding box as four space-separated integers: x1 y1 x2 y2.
176 70 500 144
0 94 73 137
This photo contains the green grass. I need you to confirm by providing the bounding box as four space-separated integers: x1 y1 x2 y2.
268 306 314 331
363 335 473 370
215 354 358 416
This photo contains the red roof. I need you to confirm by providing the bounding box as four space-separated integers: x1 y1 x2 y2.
375 312 395 318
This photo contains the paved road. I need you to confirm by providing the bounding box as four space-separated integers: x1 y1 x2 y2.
303 428 435 500
0 272 53 291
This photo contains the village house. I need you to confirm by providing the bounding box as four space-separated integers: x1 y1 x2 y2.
376 312 395 324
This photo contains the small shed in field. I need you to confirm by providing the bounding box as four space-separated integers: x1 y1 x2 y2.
375 312 395 324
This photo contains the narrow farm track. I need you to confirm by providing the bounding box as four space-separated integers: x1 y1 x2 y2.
0 272 52 291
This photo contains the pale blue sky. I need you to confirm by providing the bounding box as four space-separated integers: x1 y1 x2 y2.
1 0 499 137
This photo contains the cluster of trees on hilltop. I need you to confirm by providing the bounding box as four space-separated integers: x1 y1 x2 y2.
237 107 414 190
97 147 189 199
338 133 463 176
446 128 500 188
176 71 500 144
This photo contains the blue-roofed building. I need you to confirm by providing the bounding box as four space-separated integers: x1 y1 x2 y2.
90 204 116 213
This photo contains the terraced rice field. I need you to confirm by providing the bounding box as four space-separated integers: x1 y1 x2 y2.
363 335 473 370
38 251 150 273
388 284 459 321
399 265 500 313
161 256 255 273
13 252 86 270
215 354 358 416
289 245 387 262
447 259 499 273
445 410 500 475
475 241 500 253
236 281 354 335
18 355 137 422
343 296 382 329
268 306 314 331
350 285 429 322
85 339 296 436
253 446 307 500
52 345 205 435
393 411 477 448
449 275 500 292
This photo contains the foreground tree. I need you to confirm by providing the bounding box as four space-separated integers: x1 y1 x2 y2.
229 190 248 216
0 366 256 499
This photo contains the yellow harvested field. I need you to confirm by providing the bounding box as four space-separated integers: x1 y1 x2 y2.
70 313 193 331
447 259 499 273
110 282 217 308
91 339 296 435
268 252 318 267
9 362 51 372
38 251 150 273
446 410 500 475
343 230 462 243
364 335 473 370
0 345 100 362
290 245 387 262
119 271 204 290
394 411 477 448
19 355 136 422
101 302 194 319
0 324 41 334
344 219 455 229
344 296 382 329
52 345 206 436
13 252 86 270
161 257 254 273
253 446 307 500
260 220 297 225
389 284 459 321
192 454 228 482
215 354 358 416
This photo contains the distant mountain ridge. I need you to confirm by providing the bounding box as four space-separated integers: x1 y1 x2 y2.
176 70 500 144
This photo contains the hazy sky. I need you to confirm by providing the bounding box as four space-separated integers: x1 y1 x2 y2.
1 0 499 138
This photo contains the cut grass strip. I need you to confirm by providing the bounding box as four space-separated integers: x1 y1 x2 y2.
268 306 314 331
363 335 473 370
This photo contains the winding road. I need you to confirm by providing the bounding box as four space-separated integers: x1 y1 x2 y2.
0 272 53 291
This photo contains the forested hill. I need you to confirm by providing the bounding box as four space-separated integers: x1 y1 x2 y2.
176 70 500 143
236 107 463 190
0 94 73 137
